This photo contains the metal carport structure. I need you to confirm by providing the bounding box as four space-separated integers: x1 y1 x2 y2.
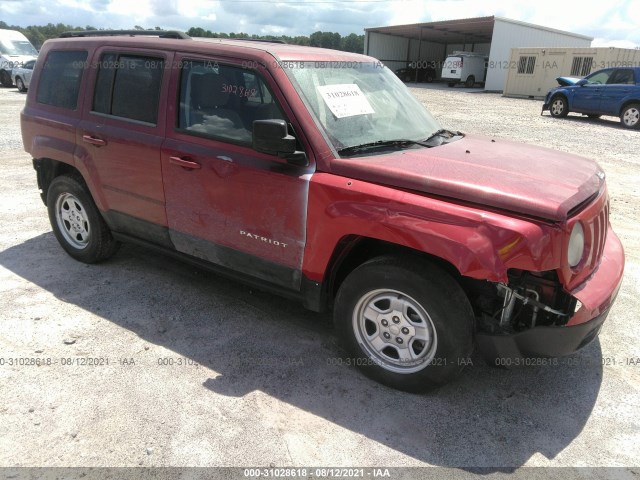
365 16 592 91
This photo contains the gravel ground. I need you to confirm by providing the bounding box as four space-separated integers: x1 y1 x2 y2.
0 83 638 476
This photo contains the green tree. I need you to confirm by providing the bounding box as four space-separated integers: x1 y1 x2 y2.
341 33 364 53
291 36 310 46
187 27 206 37
309 31 322 47
1 22 366 54
25 27 46 49
310 31 342 49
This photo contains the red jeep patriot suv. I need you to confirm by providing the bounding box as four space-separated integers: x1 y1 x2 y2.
21 31 625 392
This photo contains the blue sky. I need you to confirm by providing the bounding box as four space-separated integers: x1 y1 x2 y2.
1 0 638 47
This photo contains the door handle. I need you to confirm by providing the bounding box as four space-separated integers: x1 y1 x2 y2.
169 156 201 170
82 135 107 147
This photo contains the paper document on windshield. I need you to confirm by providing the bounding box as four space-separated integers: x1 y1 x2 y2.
317 84 375 119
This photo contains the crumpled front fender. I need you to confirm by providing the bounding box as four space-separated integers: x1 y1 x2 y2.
303 173 562 283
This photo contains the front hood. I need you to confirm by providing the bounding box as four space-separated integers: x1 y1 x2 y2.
556 76 582 86
330 135 604 221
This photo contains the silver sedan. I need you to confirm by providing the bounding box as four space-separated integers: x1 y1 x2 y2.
11 59 36 92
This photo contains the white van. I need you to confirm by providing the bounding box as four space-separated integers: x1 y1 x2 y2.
441 51 487 88
0 29 38 87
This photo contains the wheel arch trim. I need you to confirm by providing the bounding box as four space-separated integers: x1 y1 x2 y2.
33 157 107 212
619 100 640 117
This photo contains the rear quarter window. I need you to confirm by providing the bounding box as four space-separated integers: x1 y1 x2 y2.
36 50 87 110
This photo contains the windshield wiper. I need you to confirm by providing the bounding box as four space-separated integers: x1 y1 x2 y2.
337 139 432 156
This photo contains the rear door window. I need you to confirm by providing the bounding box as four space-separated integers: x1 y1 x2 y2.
608 69 635 85
36 50 87 109
92 54 164 125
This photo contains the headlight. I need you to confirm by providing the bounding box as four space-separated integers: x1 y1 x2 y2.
568 222 585 268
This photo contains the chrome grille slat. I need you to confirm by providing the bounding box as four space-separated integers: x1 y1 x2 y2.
600 210 606 255
603 202 609 249
598 205 606 260
591 214 600 270
588 203 608 270
586 220 595 268
566 192 609 289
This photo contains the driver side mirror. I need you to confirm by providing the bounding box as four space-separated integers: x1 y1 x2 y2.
576 79 588 87
253 119 308 167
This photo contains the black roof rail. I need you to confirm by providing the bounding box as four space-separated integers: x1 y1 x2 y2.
224 38 287 44
60 30 191 39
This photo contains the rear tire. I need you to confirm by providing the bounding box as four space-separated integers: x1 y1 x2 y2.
464 75 475 88
47 175 119 263
334 255 474 392
620 103 640 129
549 95 569 118
0 70 12 87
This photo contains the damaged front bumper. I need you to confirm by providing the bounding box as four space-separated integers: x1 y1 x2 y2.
476 226 624 363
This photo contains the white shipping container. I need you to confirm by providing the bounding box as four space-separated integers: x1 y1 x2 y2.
503 47 640 98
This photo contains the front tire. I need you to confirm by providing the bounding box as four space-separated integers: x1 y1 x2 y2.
16 77 26 92
620 103 640 129
47 175 119 263
334 256 474 392
549 95 569 118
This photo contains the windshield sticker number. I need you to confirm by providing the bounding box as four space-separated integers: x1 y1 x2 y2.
317 84 375 119
222 84 257 98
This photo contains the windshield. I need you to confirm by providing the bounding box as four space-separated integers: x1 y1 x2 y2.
0 39 38 56
285 62 441 155
584 69 612 85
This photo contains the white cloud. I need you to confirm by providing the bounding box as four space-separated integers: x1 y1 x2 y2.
57 0 98 11
178 0 215 18
592 38 638 48
106 0 152 21
1 0 638 46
